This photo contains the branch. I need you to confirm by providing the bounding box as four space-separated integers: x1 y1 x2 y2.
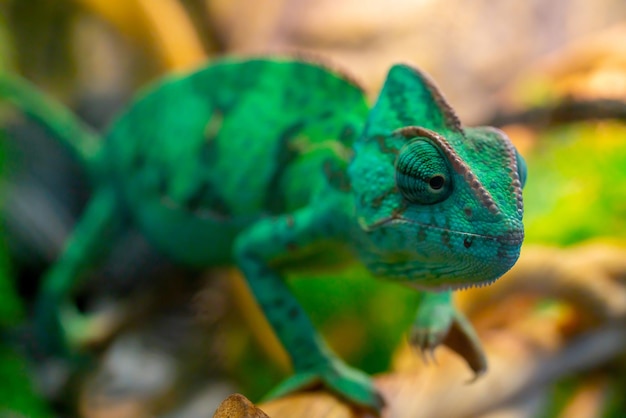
488 98 626 128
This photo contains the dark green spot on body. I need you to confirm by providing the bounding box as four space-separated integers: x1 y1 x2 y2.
288 306 299 319
264 121 307 213
204 109 224 141
441 230 451 248
374 135 398 155
185 182 211 211
323 158 351 192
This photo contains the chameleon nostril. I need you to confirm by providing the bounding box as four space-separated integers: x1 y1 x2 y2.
464 207 473 218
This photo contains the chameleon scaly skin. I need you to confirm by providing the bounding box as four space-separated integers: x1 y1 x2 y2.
0 57 525 411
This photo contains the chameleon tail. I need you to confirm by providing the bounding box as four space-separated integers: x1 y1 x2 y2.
0 73 103 179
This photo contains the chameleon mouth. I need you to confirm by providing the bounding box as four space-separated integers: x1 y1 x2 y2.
495 230 525 247
365 215 524 247
445 276 500 291
409 269 511 292
406 274 500 293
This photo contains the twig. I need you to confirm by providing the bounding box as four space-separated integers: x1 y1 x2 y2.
489 98 626 128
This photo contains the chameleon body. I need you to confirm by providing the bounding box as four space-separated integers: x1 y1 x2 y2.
0 57 526 410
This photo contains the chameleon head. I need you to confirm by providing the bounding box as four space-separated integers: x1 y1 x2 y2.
348 64 526 290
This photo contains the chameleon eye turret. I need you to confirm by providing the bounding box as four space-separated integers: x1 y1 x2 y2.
395 138 453 204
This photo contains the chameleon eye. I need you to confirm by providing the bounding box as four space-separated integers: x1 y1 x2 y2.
395 138 452 204
515 149 527 188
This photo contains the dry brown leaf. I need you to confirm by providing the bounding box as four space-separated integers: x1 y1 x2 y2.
258 392 374 418
213 393 270 418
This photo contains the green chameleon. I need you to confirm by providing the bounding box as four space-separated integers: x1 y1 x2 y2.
0 57 526 410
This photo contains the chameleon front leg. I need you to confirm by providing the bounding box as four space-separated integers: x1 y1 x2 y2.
234 206 384 411
35 187 124 358
410 290 487 376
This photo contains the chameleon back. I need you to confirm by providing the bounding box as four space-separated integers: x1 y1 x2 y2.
104 58 369 266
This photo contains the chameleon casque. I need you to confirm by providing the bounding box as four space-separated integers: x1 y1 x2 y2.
0 57 526 410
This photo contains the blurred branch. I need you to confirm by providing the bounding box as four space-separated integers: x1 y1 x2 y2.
488 98 626 129
76 0 207 70
134 0 207 70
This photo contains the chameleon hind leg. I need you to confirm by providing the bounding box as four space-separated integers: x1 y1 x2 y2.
234 205 384 411
35 187 125 358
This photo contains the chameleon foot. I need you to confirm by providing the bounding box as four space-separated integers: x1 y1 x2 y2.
410 292 486 376
264 358 385 411
62 303 122 349
410 295 455 355
35 296 118 358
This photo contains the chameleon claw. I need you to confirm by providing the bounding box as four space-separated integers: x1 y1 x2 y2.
410 334 440 367
418 346 429 365
428 348 439 366
419 347 438 366
464 369 485 384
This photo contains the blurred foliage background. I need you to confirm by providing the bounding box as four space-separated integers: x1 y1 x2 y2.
2 1 626 417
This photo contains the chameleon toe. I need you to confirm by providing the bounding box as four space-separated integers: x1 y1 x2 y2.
263 361 384 412
322 360 385 411
263 371 320 401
